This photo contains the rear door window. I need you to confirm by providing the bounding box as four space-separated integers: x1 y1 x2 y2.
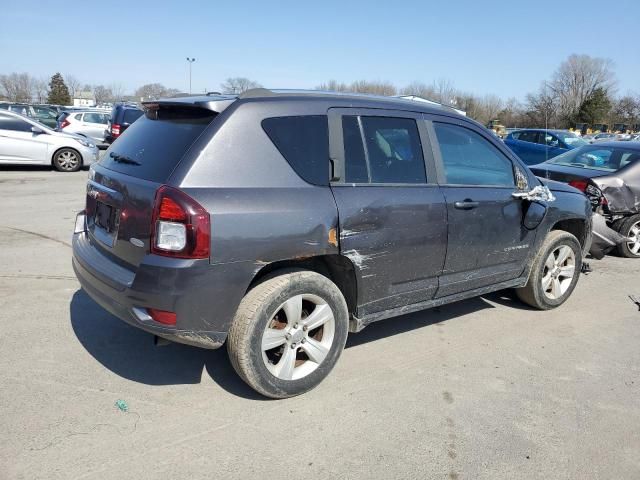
340 115 426 184
262 115 329 186
83 112 103 124
99 106 216 182
433 122 515 186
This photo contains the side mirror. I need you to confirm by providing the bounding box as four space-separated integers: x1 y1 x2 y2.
31 126 45 135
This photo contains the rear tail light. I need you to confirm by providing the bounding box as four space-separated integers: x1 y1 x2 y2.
151 185 210 259
568 179 588 192
147 308 177 326
111 123 121 137
60 119 70 129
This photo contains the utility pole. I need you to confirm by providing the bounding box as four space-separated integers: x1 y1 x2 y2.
186 57 196 95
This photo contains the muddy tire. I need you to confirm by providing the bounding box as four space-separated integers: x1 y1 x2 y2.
53 148 82 172
227 270 349 399
516 230 582 310
614 214 640 258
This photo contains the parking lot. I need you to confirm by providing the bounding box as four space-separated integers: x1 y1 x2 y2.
0 167 639 479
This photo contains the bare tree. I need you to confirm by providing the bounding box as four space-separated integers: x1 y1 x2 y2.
316 79 350 92
65 75 81 99
399 81 436 99
134 83 170 100
347 80 397 96
525 83 559 128
93 85 113 105
548 54 616 123
109 82 126 102
431 78 457 105
220 77 262 94
0 72 34 102
32 77 49 103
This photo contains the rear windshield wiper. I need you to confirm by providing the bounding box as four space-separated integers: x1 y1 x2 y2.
109 152 141 165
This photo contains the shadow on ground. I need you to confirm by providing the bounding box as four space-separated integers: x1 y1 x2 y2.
70 288 525 399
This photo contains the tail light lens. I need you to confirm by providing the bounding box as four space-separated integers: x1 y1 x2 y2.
151 185 210 259
568 179 588 192
60 119 70 129
111 123 121 137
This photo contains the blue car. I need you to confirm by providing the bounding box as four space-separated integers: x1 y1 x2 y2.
504 129 587 165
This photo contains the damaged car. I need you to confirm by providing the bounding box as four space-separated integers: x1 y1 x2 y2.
72 89 592 398
530 142 640 257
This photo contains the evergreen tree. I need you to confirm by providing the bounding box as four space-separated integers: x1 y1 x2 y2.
576 88 612 125
47 73 71 105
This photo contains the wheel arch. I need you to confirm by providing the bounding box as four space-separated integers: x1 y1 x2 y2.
247 254 358 318
550 217 589 249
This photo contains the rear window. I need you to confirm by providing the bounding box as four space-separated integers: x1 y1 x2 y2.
99 106 216 182
262 116 329 186
123 109 143 124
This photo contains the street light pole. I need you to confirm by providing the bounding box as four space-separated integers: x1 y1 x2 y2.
186 57 196 95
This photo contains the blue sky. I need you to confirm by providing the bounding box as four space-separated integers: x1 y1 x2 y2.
1 0 638 99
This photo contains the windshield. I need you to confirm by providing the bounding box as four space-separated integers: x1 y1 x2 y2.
547 146 640 172
555 131 587 147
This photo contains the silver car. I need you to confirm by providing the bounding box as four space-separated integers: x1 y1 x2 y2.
0 110 98 172
58 110 110 145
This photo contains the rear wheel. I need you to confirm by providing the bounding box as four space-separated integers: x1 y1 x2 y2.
516 230 582 310
615 215 640 258
227 270 349 399
53 148 81 172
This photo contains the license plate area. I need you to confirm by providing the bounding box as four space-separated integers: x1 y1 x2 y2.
93 201 118 247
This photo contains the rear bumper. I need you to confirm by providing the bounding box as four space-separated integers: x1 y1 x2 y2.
72 231 253 349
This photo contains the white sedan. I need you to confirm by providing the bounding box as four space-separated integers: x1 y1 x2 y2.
0 110 98 172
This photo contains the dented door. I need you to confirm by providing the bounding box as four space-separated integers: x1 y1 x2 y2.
328 108 447 316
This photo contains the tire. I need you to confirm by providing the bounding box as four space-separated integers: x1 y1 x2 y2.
614 214 640 258
227 270 349 399
516 230 582 310
53 148 82 172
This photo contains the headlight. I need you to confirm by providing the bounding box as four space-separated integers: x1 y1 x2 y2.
75 137 95 148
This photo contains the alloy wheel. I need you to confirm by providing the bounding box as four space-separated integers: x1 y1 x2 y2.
56 150 79 171
261 294 335 381
626 221 640 256
541 245 576 300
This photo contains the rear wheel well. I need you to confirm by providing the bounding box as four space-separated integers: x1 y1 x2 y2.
248 255 358 316
551 218 588 247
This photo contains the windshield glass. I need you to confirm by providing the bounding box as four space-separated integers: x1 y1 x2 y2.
547 146 640 172
555 131 587 147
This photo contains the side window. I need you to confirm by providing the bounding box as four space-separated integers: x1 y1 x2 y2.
342 116 368 183
433 122 515 187
519 131 539 143
84 112 102 123
262 115 329 186
74 113 83 121
0 114 33 132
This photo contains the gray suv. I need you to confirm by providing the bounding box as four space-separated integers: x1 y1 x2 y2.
72 89 592 398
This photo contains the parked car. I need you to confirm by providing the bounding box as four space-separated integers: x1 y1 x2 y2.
591 133 617 143
530 142 640 257
0 103 59 128
104 104 143 144
504 129 587 165
72 90 592 398
58 110 111 147
0 110 98 172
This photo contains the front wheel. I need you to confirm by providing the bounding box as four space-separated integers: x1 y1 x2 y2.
53 148 81 172
516 230 582 310
227 270 349 399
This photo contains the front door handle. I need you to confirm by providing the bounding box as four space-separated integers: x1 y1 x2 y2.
454 200 479 210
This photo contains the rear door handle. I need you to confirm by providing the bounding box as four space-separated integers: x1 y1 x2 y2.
454 200 480 210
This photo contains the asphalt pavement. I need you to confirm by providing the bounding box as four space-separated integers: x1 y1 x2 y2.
1 167 639 479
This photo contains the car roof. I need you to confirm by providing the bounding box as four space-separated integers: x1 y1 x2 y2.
588 141 640 150
144 88 467 118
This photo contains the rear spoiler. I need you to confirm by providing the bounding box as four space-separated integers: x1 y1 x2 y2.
142 95 237 114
